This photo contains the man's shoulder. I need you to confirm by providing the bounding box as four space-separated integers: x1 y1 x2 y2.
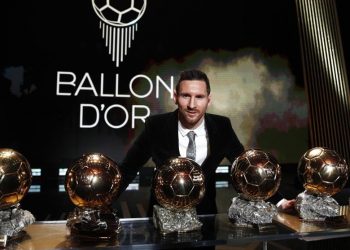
145 111 176 128
205 113 231 123
147 111 175 122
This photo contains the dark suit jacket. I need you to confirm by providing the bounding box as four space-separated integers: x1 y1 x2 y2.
119 109 244 215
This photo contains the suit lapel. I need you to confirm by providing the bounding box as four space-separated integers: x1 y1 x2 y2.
167 110 180 155
204 114 221 162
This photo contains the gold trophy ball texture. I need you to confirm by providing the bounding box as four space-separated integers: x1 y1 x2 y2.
0 148 32 210
65 153 122 209
154 157 205 211
231 149 281 201
297 147 349 196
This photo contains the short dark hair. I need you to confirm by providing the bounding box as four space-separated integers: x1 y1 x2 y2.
176 69 211 94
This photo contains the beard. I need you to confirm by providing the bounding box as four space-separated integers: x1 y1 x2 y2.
178 109 204 129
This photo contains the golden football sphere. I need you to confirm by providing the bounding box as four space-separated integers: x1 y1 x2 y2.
154 157 205 211
0 148 32 210
297 147 349 196
231 149 281 201
65 153 122 209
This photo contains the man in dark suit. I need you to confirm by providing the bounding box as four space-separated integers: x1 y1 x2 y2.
119 69 243 216
119 69 293 216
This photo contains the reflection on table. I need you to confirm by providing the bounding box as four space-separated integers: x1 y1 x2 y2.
5 209 350 250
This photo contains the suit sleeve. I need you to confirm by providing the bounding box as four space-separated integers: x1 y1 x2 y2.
224 117 244 163
118 119 152 194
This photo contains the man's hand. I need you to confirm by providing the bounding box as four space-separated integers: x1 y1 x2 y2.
277 199 296 213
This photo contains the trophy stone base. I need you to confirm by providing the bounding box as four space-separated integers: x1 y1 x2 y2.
153 205 202 234
66 207 121 240
0 204 35 247
295 191 340 221
228 196 277 226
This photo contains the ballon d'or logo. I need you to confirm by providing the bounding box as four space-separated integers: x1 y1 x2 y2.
91 0 147 67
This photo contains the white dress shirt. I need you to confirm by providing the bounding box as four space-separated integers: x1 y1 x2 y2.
178 120 208 165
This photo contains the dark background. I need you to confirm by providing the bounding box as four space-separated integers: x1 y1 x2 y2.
1 0 303 164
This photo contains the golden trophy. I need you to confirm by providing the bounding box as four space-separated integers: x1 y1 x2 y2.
229 149 281 227
153 157 205 234
65 153 122 239
295 147 349 221
0 148 35 247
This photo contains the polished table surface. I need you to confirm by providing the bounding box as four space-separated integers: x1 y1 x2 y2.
5 208 350 250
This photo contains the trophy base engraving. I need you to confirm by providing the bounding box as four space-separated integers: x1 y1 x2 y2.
66 207 121 240
295 191 340 221
228 196 277 225
153 205 202 234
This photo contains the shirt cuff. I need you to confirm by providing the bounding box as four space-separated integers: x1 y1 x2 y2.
276 198 287 209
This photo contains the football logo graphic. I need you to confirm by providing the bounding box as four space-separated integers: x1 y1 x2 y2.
92 0 147 67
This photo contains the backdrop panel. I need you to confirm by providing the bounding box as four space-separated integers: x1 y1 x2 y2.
1 0 307 170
